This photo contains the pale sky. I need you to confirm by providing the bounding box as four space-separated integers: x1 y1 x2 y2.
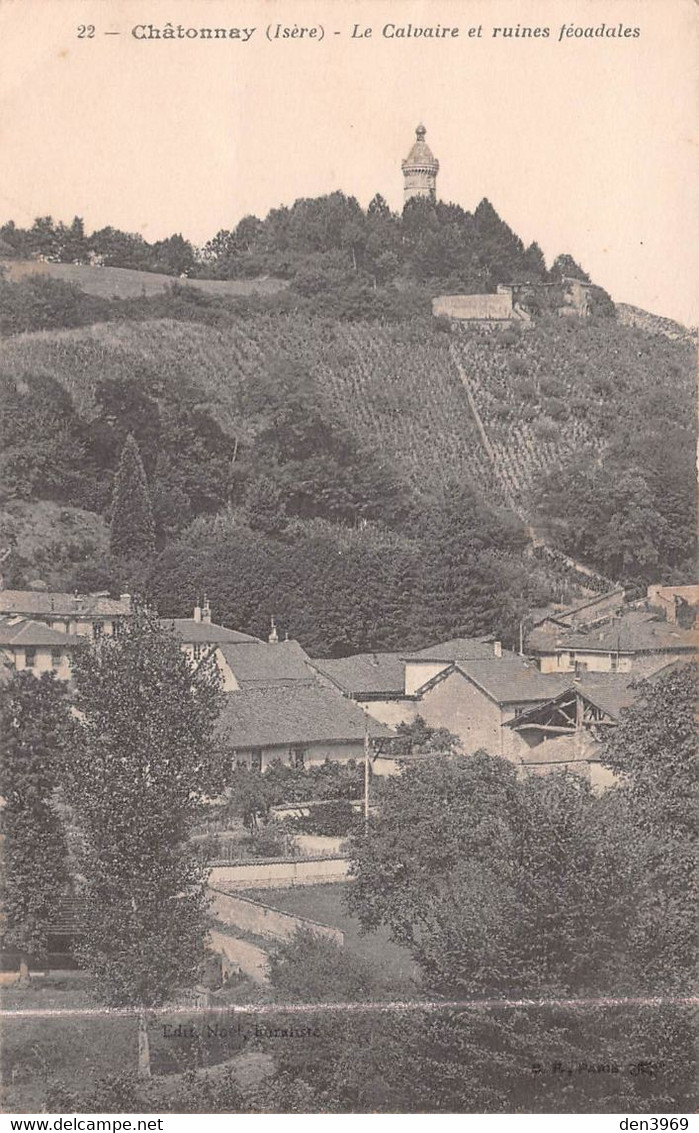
0 0 697 324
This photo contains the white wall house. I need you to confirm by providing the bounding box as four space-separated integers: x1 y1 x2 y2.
528 610 696 675
161 601 261 670
0 589 132 640
0 616 80 680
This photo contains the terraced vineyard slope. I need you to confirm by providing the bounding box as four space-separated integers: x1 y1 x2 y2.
1 311 692 519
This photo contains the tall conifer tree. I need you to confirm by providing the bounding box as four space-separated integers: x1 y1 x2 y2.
110 433 155 559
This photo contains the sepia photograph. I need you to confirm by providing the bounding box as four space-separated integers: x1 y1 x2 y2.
0 0 696 1120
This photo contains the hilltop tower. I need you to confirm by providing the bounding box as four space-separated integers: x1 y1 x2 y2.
401 124 439 204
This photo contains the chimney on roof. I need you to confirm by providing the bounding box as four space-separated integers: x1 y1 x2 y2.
120 593 131 607
493 641 502 658
202 596 212 625
268 617 279 645
193 603 202 624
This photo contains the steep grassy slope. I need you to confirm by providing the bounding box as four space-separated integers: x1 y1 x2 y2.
0 312 692 520
2 259 286 299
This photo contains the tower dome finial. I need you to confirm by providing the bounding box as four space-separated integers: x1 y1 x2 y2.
402 123 439 204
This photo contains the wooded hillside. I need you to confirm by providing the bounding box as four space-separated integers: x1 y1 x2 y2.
1 195 695 651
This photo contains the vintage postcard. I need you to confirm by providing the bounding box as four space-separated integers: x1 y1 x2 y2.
0 0 696 1120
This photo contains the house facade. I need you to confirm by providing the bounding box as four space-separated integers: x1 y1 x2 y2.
308 652 416 728
528 610 696 675
0 616 80 680
0 589 132 639
402 636 509 696
161 601 261 665
216 683 392 772
503 670 673 789
413 656 570 762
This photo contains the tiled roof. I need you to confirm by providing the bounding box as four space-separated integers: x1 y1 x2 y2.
0 590 131 618
161 618 261 644
506 666 679 729
308 653 406 697
216 684 393 749
576 674 640 719
405 637 508 662
527 589 625 629
402 124 438 168
527 604 568 627
0 616 79 648
529 611 697 655
453 658 571 705
218 639 315 687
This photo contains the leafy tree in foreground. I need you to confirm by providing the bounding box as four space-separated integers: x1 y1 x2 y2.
109 433 156 560
65 607 225 1077
393 714 461 755
268 929 395 1004
347 753 629 996
596 664 697 1111
259 932 416 1110
0 671 71 981
341 751 694 1110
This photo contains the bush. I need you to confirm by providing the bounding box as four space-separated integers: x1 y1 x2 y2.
249 824 295 859
285 800 356 838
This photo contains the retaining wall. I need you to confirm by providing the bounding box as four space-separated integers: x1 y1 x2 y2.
208 888 344 947
209 855 350 890
208 929 269 985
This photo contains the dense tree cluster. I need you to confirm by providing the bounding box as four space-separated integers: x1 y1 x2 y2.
1 195 588 305
534 393 696 586
201 193 575 305
0 371 242 535
253 665 696 1112
0 272 114 336
144 492 540 654
0 217 196 276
